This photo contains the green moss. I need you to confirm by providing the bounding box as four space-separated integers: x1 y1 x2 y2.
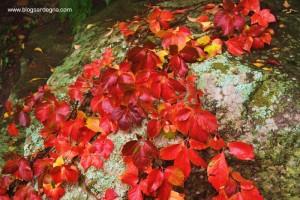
249 73 297 123
211 62 229 73
256 127 300 199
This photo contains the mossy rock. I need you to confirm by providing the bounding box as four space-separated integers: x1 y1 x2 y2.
1 0 299 199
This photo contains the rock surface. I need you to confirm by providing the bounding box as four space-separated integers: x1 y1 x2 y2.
1 0 299 199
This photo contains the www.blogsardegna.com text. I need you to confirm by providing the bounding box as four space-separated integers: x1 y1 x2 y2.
7 7 72 14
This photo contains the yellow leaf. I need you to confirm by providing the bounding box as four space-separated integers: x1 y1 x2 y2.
86 24 95 30
3 112 10 119
252 62 264 68
157 50 169 64
34 47 43 53
262 67 272 71
169 191 184 200
204 39 222 57
86 117 102 132
196 35 211 46
53 156 64 167
28 77 47 83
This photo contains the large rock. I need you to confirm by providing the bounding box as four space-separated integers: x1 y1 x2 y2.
2 0 300 199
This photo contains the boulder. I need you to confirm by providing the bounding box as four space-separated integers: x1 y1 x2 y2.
1 0 299 199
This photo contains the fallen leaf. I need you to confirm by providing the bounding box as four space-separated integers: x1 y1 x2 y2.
34 47 43 53
74 44 81 50
196 35 211 46
86 117 102 132
86 24 95 30
283 0 291 8
53 156 64 167
252 62 264 67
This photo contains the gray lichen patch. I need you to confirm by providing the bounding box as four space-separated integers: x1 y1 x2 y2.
191 54 264 129
83 124 146 199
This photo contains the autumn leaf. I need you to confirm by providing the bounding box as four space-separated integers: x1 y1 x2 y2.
204 38 223 57
173 105 218 142
103 188 118 200
86 117 102 132
159 26 191 51
119 22 135 37
214 9 245 35
127 46 161 72
7 123 19 137
207 152 229 190
140 168 164 196
164 166 184 186
122 139 158 170
121 158 139 186
13 185 41 200
148 8 174 33
239 0 260 15
251 9 276 27
128 185 143 200
147 119 161 138
228 141 255 160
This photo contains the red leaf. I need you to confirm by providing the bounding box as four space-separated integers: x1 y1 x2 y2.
160 26 191 51
169 55 188 77
119 22 135 37
225 36 253 56
147 119 161 138
159 143 182 160
0 176 14 195
68 76 91 102
60 118 85 140
187 148 207 168
189 139 208 150
51 165 79 184
127 47 161 72
164 166 184 186
241 186 263 200
140 169 164 196
214 10 245 35
33 158 53 177
157 180 172 200
43 182 65 200
228 141 255 160
35 100 70 127
128 185 143 200
251 9 276 27
174 146 191 178
103 188 118 200
121 158 139 186
148 8 174 33
208 137 226 150
207 153 229 190
174 106 218 142
7 123 19 137
13 185 41 200
239 0 260 15
80 148 104 171
179 46 199 63
122 139 158 169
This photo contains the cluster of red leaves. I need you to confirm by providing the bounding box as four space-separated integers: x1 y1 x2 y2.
2 0 276 199
213 0 276 56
